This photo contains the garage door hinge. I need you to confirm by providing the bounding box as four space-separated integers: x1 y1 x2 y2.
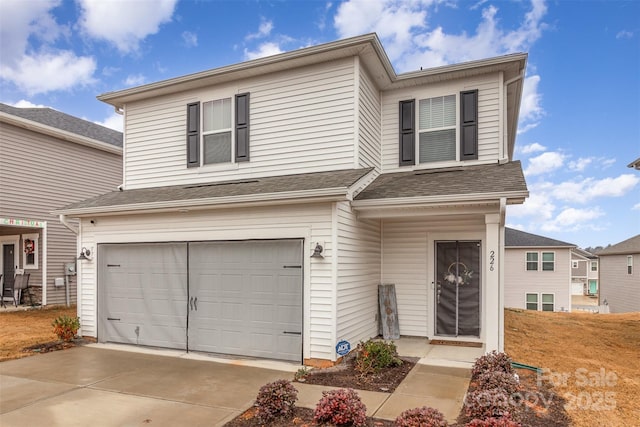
283 265 302 269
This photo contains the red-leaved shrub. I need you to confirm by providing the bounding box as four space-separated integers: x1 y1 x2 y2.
471 351 514 379
395 406 448 427
314 388 367 426
254 379 298 423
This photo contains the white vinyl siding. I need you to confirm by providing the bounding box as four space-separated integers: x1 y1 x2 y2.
381 73 501 172
335 202 381 348
358 67 381 170
77 203 336 361
0 122 122 305
504 248 572 312
124 59 357 189
599 253 640 313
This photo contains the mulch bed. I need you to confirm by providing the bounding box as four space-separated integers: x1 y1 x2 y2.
224 407 395 427
22 337 91 355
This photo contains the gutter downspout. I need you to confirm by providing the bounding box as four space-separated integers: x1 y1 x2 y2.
59 214 78 308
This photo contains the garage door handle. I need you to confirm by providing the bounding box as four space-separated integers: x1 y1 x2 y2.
107 317 120 321
193 297 197 311
283 331 301 335
283 265 302 269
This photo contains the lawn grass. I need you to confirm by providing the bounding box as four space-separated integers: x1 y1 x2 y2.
504 308 640 427
0 305 78 362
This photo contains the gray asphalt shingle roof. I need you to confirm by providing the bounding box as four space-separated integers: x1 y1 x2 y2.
58 168 374 213
505 227 575 247
355 161 527 200
598 235 640 255
0 103 122 147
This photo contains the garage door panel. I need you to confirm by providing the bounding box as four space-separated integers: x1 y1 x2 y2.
189 240 303 361
99 243 188 349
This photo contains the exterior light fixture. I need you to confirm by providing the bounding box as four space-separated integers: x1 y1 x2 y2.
311 243 324 258
77 247 93 261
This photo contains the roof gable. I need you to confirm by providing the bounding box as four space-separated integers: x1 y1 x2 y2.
505 227 575 248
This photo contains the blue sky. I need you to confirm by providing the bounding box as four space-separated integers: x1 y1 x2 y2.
1 0 638 249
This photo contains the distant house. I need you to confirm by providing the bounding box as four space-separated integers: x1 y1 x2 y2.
570 248 599 296
504 228 576 312
0 103 122 306
628 157 640 170
598 235 640 313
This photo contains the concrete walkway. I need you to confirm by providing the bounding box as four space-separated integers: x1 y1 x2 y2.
0 340 478 426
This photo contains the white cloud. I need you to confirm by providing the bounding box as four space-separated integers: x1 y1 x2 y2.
568 157 593 172
524 151 565 176
1 51 96 95
633 202 640 211
519 142 546 155
540 207 605 232
550 174 639 203
244 42 284 60
616 30 633 39
95 112 123 132
518 75 544 133
182 31 198 48
77 0 178 53
124 74 146 86
10 100 49 108
0 0 96 95
508 192 555 220
245 18 274 40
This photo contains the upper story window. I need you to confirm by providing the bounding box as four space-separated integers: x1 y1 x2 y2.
591 261 598 272
186 93 250 168
628 256 633 275
572 261 578 269
419 95 456 163
526 252 538 271
542 252 555 271
399 90 478 167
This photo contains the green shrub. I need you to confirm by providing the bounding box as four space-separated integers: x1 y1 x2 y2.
51 315 80 342
395 406 448 427
254 379 298 423
471 351 514 379
354 339 402 376
314 388 367 426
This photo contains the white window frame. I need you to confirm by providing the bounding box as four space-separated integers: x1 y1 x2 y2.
541 293 555 312
22 233 39 269
628 255 633 275
590 261 598 272
417 94 457 164
542 251 555 271
525 293 539 310
201 96 234 166
526 251 538 271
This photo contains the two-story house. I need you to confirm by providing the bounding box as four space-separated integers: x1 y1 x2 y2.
0 103 122 306
598 234 640 313
57 34 528 365
570 247 599 297
504 227 576 312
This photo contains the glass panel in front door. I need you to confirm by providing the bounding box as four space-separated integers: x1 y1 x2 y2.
435 241 480 337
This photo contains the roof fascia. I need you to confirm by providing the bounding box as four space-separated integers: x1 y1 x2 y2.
0 112 122 155
352 190 529 209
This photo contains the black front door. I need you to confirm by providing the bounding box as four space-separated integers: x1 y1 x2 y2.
435 241 480 337
2 244 16 289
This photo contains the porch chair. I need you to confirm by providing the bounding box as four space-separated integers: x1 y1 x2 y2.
1 273 16 308
15 273 32 306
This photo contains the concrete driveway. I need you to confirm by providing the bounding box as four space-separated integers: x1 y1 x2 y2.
0 346 294 426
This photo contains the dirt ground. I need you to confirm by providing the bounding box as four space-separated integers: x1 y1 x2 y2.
504 309 640 427
0 305 78 361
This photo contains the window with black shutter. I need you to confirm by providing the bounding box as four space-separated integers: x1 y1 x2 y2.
399 99 415 166
186 102 200 167
460 89 478 160
235 93 250 162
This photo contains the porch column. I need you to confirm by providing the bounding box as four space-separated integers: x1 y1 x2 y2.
485 213 502 352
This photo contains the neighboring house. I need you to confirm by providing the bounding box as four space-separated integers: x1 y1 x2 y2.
598 235 640 313
504 228 575 312
570 248 599 296
56 34 529 365
0 103 122 306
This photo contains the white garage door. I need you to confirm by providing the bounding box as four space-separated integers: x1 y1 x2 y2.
98 243 188 349
98 240 303 362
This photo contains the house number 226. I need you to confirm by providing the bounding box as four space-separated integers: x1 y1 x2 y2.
489 250 495 271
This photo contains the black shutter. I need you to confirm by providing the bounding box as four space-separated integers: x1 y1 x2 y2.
460 90 478 160
186 102 200 167
235 93 250 162
399 99 415 166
